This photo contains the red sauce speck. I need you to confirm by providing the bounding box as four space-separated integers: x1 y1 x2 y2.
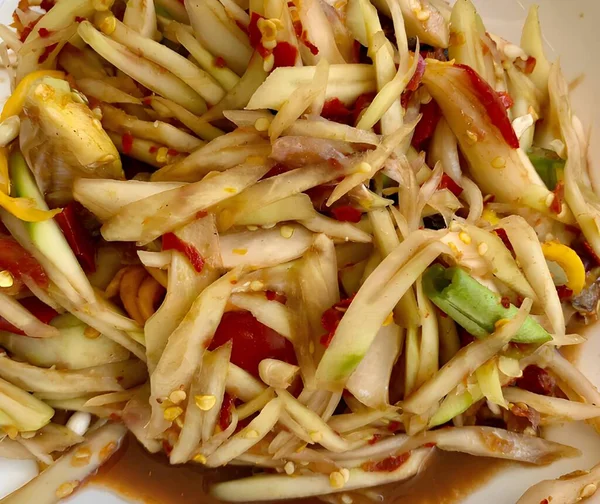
121 132 134 155
40 0 55 11
209 311 297 377
411 99 441 150
38 42 58 64
0 297 58 336
331 205 362 223
368 434 383 445
387 420 402 432
494 228 514 253
196 211 208 219
248 12 264 49
20 20 39 42
362 452 410 472
162 440 172 456
142 96 153 106
550 181 564 214
438 173 463 197
214 56 227 68
500 296 511 309
352 92 376 125
75 16 86 23
149 145 158 154
301 34 319 55
455 63 519 149
406 54 425 92
556 285 573 301
162 233 205 273
218 393 236 431
524 56 537 75
292 19 303 38
167 149 179 157
38 27 51 38
272 41 298 69
265 290 287 304
583 241 600 267
515 295 524 307
516 366 556 396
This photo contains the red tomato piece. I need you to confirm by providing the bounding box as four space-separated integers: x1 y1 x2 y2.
54 202 96 272
0 237 48 287
162 233 205 273
321 98 353 125
209 311 297 377
455 63 519 149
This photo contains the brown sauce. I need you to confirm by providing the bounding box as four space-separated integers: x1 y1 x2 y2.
90 434 509 504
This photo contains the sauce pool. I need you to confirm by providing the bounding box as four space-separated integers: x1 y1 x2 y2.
90 434 510 504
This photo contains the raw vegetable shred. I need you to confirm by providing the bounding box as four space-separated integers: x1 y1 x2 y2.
0 1 598 503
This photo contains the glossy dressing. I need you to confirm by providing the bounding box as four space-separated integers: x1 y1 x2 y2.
91 434 508 504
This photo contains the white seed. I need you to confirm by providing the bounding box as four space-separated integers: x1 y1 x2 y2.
66 412 92 437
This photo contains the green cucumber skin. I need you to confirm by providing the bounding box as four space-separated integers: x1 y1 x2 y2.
527 147 565 191
423 265 552 344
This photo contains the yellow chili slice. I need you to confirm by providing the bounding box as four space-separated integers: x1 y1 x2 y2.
0 70 65 121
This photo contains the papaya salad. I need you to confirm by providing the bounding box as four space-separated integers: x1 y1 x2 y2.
0 0 599 502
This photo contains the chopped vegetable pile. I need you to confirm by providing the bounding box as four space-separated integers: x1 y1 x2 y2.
0 0 598 503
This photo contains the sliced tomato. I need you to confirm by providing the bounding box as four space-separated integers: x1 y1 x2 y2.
209 311 296 377
0 237 48 287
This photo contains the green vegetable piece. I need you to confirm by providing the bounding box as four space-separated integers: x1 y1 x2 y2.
423 265 552 344
527 147 565 190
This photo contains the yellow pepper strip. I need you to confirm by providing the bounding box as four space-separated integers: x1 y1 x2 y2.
0 148 60 222
0 70 65 121
0 191 61 222
541 241 586 295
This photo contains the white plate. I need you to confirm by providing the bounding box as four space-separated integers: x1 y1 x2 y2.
0 0 599 502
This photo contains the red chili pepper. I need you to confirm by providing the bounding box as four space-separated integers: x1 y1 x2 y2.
162 440 173 456
455 64 519 149
218 392 236 431
38 28 51 38
556 285 573 301
362 453 410 472
20 20 40 42
368 434 383 445
162 233 205 273
75 16 86 23
0 237 48 287
438 173 463 197
321 98 353 125
411 100 441 150
331 205 362 223
38 42 58 64
121 132 134 155
149 145 158 154
272 41 298 69
406 54 425 92
549 181 564 214
292 19 303 38
500 296 511 309
320 296 354 347
497 92 514 110
0 297 59 335
515 295 524 307
54 202 96 272
214 56 227 68
494 228 514 253
167 148 179 157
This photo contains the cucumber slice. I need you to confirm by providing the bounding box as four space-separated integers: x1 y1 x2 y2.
9 151 95 304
